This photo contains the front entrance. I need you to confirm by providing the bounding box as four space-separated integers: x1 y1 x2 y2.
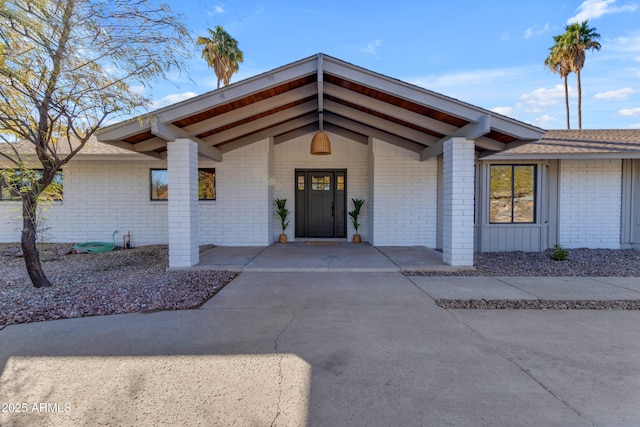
295 170 346 238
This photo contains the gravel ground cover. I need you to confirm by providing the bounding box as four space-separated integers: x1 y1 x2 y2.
413 248 640 310
405 248 640 277
2 245 640 325
0 244 237 327
437 299 640 310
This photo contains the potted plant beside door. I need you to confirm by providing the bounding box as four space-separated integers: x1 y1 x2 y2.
275 198 290 243
348 198 365 243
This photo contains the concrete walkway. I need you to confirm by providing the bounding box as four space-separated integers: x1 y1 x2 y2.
196 242 464 272
1 272 639 426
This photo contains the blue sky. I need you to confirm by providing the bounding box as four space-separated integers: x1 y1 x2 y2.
148 0 640 130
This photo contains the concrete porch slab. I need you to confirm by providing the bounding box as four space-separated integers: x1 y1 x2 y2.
377 246 473 272
194 246 266 271
243 242 398 272
191 243 462 272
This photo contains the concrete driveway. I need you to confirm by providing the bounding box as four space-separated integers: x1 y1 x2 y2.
1 272 639 426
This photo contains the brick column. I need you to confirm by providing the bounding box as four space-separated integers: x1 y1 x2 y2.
442 137 474 266
167 138 199 268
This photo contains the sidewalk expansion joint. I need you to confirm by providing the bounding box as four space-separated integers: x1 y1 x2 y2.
451 311 596 427
271 308 296 427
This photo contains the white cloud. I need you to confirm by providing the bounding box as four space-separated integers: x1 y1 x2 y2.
409 67 520 89
629 123 640 128
129 85 146 96
491 106 513 115
151 92 197 109
502 32 510 42
619 107 640 116
593 87 636 100
611 36 640 52
524 23 552 40
520 85 568 107
361 39 382 56
568 0 638 23
618 107 640 116
206 6 224 17
534 115 559 126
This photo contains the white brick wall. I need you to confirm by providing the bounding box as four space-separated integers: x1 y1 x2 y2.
559 159 622 249
1 136 441 249
442 138 475 266
369 139 437 246
272 132 369 242
0 159 168 245
200 139 271 246
0 140 272 246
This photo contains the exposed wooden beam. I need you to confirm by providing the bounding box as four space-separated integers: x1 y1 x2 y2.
323 59 486 123
419 115 492 161
458 114 491 140
216 115 317 153
324 112 424 153
274 123 318 144
323 123 368 145
317 53 324 118
323 82 458 136
323 99 437 145
151 119 222 162
181 84 317 135
323 57 545 141
131 138 166 152
97 56 319 141
205 101 316 144
474 136 505 152
420 140 444 161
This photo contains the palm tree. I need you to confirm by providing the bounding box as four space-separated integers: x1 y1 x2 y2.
556 21 601 129
197 26 244 89
545 35 573 129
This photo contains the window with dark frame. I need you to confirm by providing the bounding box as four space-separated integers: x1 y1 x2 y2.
150 168 216 201
489 164 536 224
0 169 63 201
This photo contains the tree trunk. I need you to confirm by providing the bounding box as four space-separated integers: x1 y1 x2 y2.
21 194 52 288
563 75 570 129
576 70 582 130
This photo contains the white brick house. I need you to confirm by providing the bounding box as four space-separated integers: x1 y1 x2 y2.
2 54 640 268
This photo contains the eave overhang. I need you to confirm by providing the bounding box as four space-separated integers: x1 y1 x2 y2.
96 53 545 161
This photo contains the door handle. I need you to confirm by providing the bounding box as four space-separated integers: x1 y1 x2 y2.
331 201 335 217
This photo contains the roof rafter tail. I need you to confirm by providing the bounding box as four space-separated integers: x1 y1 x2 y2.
151 119 222 161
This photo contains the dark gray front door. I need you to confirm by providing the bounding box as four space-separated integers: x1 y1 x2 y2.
295 170 346 238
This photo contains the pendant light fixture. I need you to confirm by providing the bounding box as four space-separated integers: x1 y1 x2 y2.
311 111 331 155
310 130 331 155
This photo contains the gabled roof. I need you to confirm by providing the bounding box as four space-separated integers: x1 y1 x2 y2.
484 129 640 159
96 53 545 161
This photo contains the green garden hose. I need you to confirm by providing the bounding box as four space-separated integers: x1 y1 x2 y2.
73 231 116 254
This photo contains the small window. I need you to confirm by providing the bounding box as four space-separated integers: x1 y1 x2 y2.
150 169 169 200
150 168 216 201
489 165 536 223
0 169 63 201
198 168 216 200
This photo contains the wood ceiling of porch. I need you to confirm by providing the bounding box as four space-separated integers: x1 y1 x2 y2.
96 54 544 161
